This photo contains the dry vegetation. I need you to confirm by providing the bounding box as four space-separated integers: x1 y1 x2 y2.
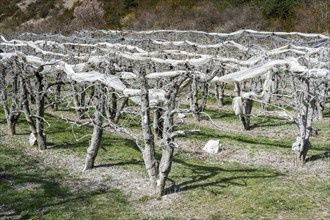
0 0 329 36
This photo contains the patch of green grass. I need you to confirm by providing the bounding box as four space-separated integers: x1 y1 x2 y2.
207 93 233 106
1 105 329 219
177 123 294 152
168 153 327 219
0 143 134 219
171 153 280 192
118 112 141 128
202 108 237 122
250 114 293 128
178 114 329 156
40 112 144 171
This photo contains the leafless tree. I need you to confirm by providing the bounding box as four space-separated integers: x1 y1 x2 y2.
0 58 22 135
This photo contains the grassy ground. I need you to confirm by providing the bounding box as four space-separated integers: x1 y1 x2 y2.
0 123 135 219
0 103 329 219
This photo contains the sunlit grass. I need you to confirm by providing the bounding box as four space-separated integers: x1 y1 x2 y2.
0 142 134 219
0 103 329 219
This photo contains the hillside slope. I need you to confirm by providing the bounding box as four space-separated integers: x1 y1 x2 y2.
0 0 329 35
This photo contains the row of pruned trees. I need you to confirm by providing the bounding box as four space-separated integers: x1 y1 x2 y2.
1 30 329 196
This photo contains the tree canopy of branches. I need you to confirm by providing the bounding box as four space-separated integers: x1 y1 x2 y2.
0 29 329 196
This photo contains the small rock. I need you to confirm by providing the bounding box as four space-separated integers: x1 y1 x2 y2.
203 140 222 154
29 133 37 146
178 113 186 119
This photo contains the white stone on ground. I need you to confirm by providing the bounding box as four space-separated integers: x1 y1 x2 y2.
178 113 186 119
29 133 37 146
203 140 222 154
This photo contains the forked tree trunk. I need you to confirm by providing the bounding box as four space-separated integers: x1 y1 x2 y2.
22 80 37 136
84 85 105 171
292 79 315 166
21 71 46 150
157 83 179 197
139 70 158 189
84 123 103 170
158 146 174 197
35 69 47 150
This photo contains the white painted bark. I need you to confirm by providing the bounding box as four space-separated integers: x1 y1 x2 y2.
139 69 158 188
292 78 315 165
84 84 106 170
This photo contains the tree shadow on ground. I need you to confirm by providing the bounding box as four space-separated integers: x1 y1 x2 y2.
190 130 290 148
306 150 330 163
0 164 80 219
94 159 144 168
48 139 90 149
0 172 119 219
165 158 281 195
250 117 295 129
101 137 140 153
189 130 327 151
202 108 236 122
0 153 126 219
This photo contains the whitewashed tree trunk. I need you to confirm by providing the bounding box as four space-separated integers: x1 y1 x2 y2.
84 84 105 170
292 78 316 165
21 75 40 148
157 80 182 197
158 145 174 197
139 70 158 189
